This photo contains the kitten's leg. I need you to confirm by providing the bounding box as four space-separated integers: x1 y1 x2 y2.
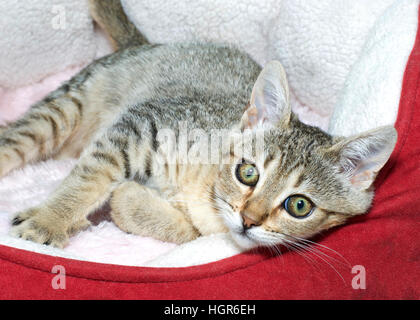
9 116 156 247
110 181 200 244
0 83 86 177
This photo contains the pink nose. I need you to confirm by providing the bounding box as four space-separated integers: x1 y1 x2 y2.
240 212 260 229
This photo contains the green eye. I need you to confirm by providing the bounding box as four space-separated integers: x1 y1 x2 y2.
284 195 314 218
235 162 259 186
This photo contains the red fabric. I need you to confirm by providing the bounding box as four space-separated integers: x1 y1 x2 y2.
0 10 419 300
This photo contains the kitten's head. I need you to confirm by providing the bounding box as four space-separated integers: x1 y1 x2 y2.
214 61 397 249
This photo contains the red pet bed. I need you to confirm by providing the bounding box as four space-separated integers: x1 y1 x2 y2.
1 12 419 301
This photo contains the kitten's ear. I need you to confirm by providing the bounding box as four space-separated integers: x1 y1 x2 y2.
241 61 291 130
329 126 397 190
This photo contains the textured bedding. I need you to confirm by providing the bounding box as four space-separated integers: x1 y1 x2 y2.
0 0 419 299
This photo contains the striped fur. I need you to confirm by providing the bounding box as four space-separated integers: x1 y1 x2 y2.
88 0 149 50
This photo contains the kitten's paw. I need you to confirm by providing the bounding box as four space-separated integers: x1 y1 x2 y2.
10 208 69 248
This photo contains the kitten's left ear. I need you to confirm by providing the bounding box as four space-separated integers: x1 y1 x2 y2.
329 126 398 190
241 60 291 130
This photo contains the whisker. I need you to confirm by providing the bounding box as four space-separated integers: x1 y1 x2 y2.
284 235 351 269
264 241 285 267
281 238 321 269
259 232 347 283
294 240 348 268
287 235 351 268
257 235 319 270
285 239 346 283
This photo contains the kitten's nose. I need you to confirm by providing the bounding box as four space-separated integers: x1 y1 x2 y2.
241 212 260 229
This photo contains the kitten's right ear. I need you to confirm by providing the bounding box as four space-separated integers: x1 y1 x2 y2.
241 61 291 130
328 126 398 190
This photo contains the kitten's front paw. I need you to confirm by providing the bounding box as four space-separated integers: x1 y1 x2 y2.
10 208 69 248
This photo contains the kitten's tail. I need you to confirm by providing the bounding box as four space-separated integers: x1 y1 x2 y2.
88 0 150 50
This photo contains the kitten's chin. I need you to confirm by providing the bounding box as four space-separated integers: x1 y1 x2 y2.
230 232 259 250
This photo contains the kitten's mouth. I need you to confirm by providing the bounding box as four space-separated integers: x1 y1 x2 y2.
230 228 259 249
213 193 260 249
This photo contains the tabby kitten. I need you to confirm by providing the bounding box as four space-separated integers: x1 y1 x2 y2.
0 0 396 249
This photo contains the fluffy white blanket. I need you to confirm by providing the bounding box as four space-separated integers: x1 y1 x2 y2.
0 0 418 267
